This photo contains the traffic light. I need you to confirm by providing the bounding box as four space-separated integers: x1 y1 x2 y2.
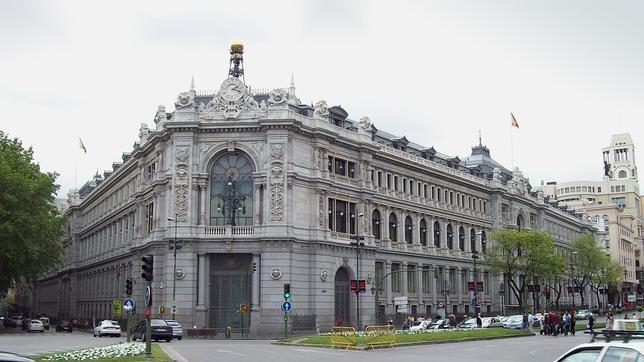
141 255 154 282
283 283 291 299
125 277 133 296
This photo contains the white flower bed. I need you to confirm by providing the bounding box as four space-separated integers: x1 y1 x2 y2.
41 342 145 361
320 328 475 337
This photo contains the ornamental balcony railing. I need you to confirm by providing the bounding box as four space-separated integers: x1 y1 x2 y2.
204 225 255 237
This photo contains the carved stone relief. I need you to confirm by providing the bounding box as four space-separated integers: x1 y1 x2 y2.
319 195 324 227
314 100 329 118
174 147 191 222
270 144 285 222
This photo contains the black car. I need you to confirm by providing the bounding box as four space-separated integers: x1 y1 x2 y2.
132 319 173 342
56 320 73 333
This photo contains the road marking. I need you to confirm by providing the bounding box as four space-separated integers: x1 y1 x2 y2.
464 347 476 351
216 349 248 357
529 350 538 354
160 345 189 362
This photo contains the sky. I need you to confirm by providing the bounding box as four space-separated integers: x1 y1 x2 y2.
1 0 643 197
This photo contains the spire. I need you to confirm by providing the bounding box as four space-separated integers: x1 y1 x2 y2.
290 73 295 88
190 76 195 91
478 129 482 146
288 73 300 105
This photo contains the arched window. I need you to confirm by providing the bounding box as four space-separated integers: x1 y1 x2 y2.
481 231 487 254
405 216 413 244
420 219 427 246
446 224 453 249
458 226 465 251
470 229 476 252
619 170 627 178
389 212 398 242
433 221 441 248
210 153 254 226
372 209 381 240
517 214 524 230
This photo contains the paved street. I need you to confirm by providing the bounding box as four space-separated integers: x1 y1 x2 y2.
162 334 591 362
0 328 129 356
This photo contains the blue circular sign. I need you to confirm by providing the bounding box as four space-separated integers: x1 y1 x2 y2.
281 301 292 313
123 298 136 311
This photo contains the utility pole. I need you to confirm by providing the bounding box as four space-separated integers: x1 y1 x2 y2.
350 213 365 330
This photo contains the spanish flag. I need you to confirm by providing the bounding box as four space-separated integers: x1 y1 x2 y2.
79 138 87 154
511 113 519 129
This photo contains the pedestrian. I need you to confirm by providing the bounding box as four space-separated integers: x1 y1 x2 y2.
550 311 559 336
522 313 529 330
588 312 595 332
335 315 342 327
476 313 482 328
633 313 638 321
544 312 551 335
606 312 614 330
570 309 576 336
563 311 571 336
538 312 545 335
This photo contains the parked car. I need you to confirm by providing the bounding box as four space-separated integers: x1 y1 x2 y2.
457 318 477 329
3 317 17 328
429 319 452 329
55 320 73 333
132 319 173 342
554 320 643 361
503 315 524 329
93 320 121 337
12 316 24 328
165 320 183 340
39 317 49 330
576 309 591 320
482 317 504 328
26 319 44 333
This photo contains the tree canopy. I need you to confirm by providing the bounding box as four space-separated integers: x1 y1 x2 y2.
0 131 65 292
486 229 564 312
569 234 620 306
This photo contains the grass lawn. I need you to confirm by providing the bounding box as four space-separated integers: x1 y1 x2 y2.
35 343 171 362
288 328 531 347
574 322 606 332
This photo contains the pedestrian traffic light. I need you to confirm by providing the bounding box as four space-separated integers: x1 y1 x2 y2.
125 277 133 296
283 283 291 299
141 255 154 282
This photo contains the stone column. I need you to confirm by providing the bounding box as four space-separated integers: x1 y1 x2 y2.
416 266 423 304
195 253 208 327
401 262 408 296
199 184 207 226
457 267 463 306
431 265 438 306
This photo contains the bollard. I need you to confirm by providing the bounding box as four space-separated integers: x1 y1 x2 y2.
225 326 231 338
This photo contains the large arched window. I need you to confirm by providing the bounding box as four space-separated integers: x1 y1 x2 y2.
405 216 413 244
210 153 254 226
458 226 465 251
389 212 398 242
433 221 441 247
420 219 427 246
619 170 627 178
470 229 476 252
372 209 381 240
446 224 453 249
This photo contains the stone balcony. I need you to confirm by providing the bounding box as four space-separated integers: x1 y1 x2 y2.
204 225 255 237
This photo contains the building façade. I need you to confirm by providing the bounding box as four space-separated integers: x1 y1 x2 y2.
33 46 595 337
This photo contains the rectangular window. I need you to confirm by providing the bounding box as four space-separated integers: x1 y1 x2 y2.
611 197 626 207
403 178 407 193
449 269 457 293
394 176 399 191
328 156 333 172
348 161 356 178
424 185 428 198
387 174 392 189
335 200 347 233
407 265 416 293
377 171 383 187
349 203 356 235
375 262 384 291
611 186 615 192
144 201 154 235
334 158 347 176
392 263 401 292
328 200 334 230
422 266 431 293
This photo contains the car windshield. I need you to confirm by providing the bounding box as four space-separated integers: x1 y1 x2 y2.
104 320 119 326
151 319 168 326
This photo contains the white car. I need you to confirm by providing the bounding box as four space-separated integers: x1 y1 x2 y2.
409 319 431 332
93 320 121 337
26 319 44 333
555 320 644 362
165 320 183 340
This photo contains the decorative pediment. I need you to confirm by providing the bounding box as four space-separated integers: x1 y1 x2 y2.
198 78 287 120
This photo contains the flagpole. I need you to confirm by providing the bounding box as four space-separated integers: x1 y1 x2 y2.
510 123 515 171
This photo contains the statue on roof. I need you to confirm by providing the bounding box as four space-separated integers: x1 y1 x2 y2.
359 116 373 131
314 100 329 118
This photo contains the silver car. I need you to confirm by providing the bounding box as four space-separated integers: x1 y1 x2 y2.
26 319 44 333
165 320 183 340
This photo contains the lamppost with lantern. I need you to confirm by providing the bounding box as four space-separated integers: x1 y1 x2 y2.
216 176 246 226
166 215 183 320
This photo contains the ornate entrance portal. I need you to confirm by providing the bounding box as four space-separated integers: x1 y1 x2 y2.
334 267 351 326
209 254 252 332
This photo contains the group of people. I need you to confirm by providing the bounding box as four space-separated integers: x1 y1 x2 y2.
538 309 595 336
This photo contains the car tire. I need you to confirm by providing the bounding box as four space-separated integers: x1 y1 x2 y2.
116 334 121 338
178 337 182 341
40 330 44 333
166 338 172 342
154 338 159 342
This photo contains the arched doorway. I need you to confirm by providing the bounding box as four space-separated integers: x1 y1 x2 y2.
334 268 351 326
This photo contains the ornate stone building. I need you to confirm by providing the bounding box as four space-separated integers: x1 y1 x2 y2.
33 45 594 336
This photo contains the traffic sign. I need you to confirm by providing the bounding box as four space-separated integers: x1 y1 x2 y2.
393 296 408 305
281 301 292 313
123 298 136 312
113 299 122 317
471 298 481 307
144 286 152 307
172 303 177 314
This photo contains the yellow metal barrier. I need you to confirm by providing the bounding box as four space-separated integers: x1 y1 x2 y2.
364 325 395 349
330 327 357 349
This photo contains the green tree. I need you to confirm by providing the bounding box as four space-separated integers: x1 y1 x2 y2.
486 230 563 311
486 229 564 313
591 260 622 310
568 234 608 307
0 131 65 293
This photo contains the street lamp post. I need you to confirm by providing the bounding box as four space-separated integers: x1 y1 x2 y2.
167 216 182 320
216 176 246 226
350 213 365 331
472 249 479 317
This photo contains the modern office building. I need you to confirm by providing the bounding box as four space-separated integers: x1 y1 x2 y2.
33 45 594 336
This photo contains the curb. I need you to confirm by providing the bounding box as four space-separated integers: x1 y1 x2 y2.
272 332 535 351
